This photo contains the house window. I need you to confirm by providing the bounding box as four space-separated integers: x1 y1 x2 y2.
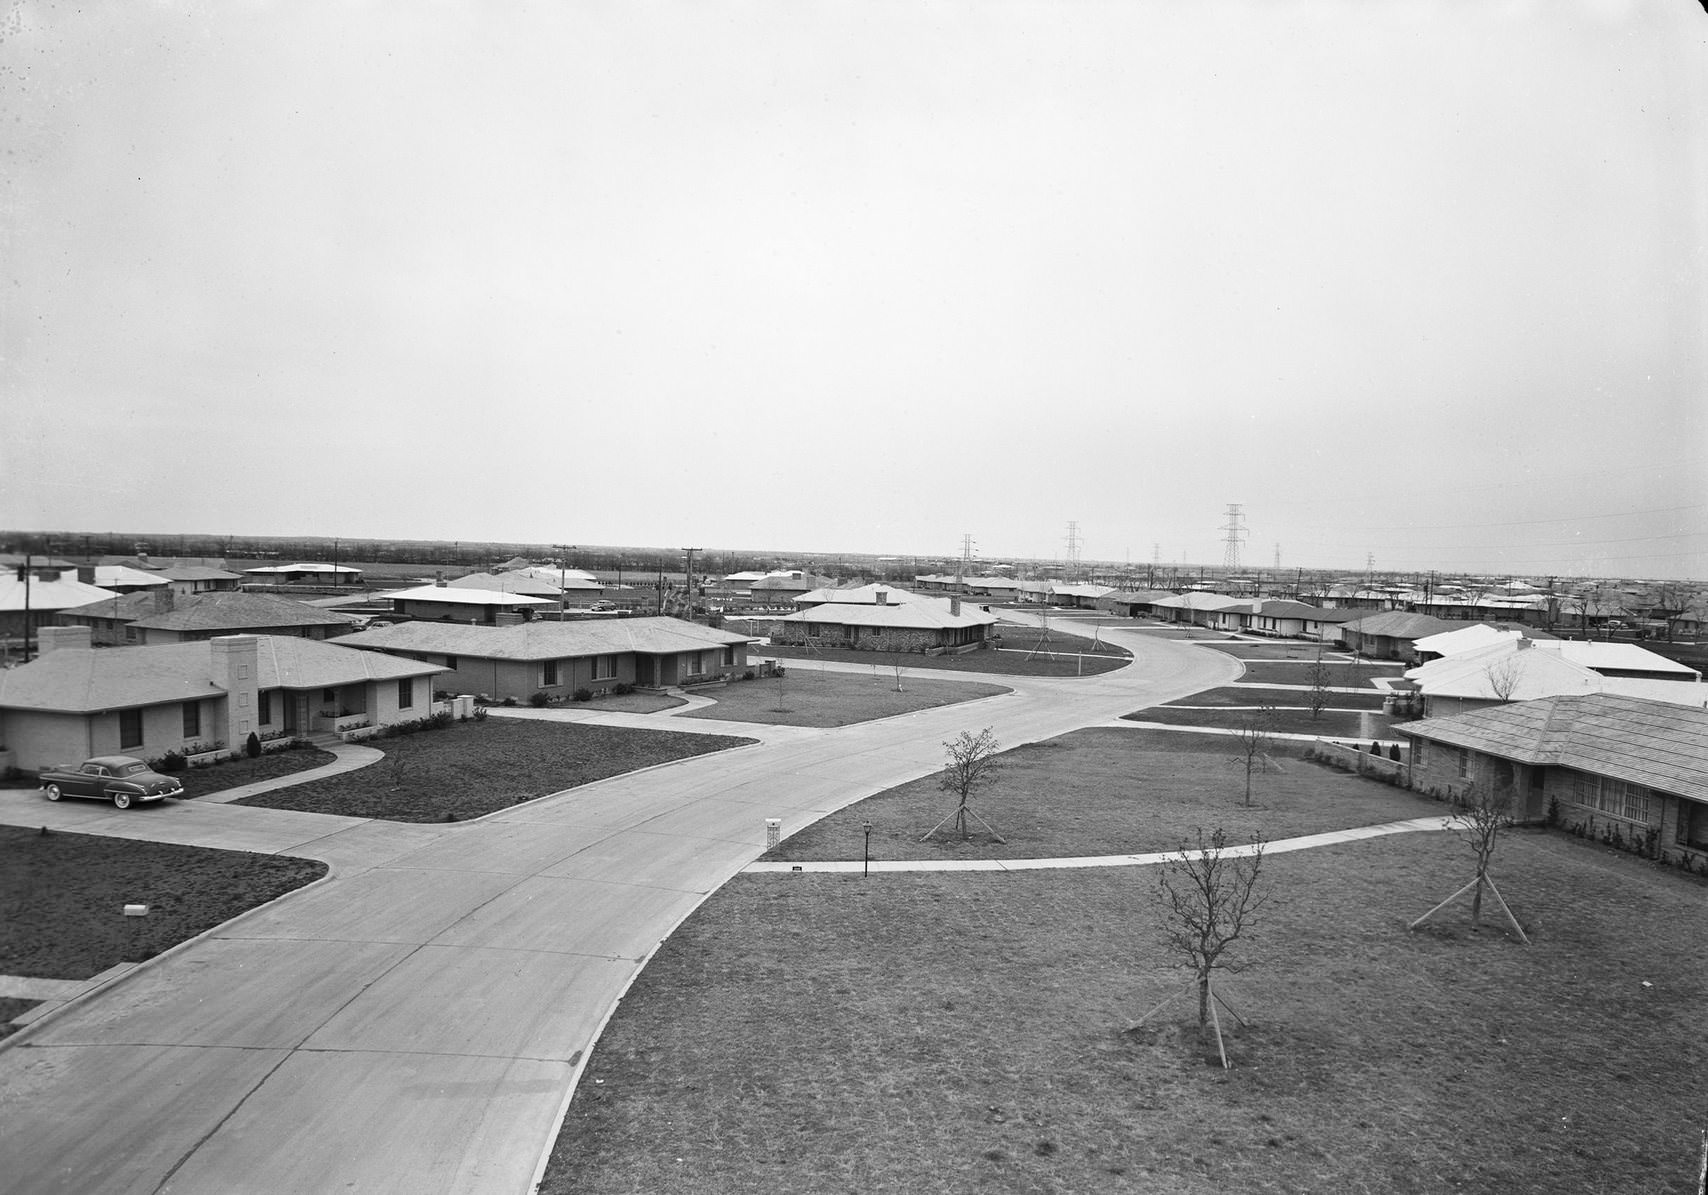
543 659 560 686
1456 748 1470 779
258 691 272 726
685 651 702 675
593 655 616 680
183 701 200 738
722 647 735 666
124 625 138 643
398 678 414 709
1413 741 1425 768
444 654 458 669
120 709 143 748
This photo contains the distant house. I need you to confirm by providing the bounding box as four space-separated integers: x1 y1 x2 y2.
1397 694 1708 866
90 565 172 594
1411 623 1558 663
444 572 561 598
145 566 244 597
63 591 362 646
0 571 119 639
770 587 996 654
0 627 444 771
1338 612 1478 662
383 583 555 625
1402 638 1703 718
243 563 364 586
1096 590 1176 618
1150 592 1248 628
338 615 756 700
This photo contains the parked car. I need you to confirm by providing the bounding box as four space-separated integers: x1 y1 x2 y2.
38 755 185 809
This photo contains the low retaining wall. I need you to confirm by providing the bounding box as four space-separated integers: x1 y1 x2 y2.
1311 740 1406 781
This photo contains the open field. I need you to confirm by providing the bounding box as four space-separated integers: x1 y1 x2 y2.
235 719 753 821
544 740 1708 1195
1164 685 1389 710
0 826 327 981
765 728 1434 864
678 671 1009 728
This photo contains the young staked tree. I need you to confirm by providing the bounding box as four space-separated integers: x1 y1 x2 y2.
922 727 1006 843
1305 648 1335 721
1410 778 1529 942
1140 828 1271 1067
1231 706 1277 807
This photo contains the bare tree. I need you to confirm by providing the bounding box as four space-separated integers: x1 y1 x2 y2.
892 663 906 693
1305 648 1335 721
771 667 788 713
1231 706 1276 807
922 727 1006 843
1409 779 1528 942
1134 827 1271 1068
1483 654 1524 702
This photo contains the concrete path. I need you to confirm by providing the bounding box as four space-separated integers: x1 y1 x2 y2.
0 620 1240 1195
746 815 1457 873
195 741 386 805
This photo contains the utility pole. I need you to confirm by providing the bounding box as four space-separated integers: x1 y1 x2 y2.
682 547 699 616
554 544 575 616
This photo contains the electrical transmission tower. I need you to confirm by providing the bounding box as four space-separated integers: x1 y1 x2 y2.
1220 504 1248 570
1064 521 1082 579
958 533 975 587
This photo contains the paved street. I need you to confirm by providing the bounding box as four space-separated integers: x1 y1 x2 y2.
0 624 1236 1194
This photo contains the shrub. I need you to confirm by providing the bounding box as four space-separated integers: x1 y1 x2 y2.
1387 744 1400 762
473 706 489 721
501 696 518 707
529 691 553 708
572 687 594 703
613 682 635 696
742 669 756 681
431 710 453 729
158 750 187 774
245 731 262 759
1546 796 1560 827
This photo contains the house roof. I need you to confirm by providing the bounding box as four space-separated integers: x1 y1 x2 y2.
59 591 163 624
1542 640 1698 679
1152 592 1247 612
772 602 997 631
90 565 171 590
149 566 242 583
444 572 561 598
1413 624 1551 658
502 566 601 589
1341 611 1471 639
793 583 923 606
1398 694 1708 803
387 585 554 608
0 573 119 614
1103 589 1178 605
243 563 364 576
0 635 442 714
129 592 361 632
338 615 756 661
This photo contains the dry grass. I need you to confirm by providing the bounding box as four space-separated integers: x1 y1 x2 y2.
1131 706 1402 738
0 826 327 980
1235 661 1405 686
235 719 753 821
677 671 1009 728
544 747 1708 1195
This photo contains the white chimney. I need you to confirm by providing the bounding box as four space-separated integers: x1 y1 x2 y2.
211 635 261 749
876 589 888 606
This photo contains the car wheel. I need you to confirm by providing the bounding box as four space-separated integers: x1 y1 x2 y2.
44 783 62 801
112 791 132 810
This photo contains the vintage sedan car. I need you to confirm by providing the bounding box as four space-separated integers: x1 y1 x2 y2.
39 755 185 809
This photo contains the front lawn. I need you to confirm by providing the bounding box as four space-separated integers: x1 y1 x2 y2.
176 744 338 797
677 671 1009 728
1165 685 1388 710
543 739 1708 1195
759 626 1128 678
0 826 327 981
234 719 754 822
1235 660 1405 686
765 728 1434 863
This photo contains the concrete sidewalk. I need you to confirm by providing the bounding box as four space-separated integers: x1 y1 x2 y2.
745 816 1457 873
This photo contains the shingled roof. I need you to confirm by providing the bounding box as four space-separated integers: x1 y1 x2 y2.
1398 694 1708 803
128 592 360 632
338 615 756 661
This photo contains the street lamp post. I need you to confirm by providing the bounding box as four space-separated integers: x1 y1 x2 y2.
863 820 872 877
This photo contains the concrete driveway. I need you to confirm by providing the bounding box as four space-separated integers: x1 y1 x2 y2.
0 623 1237 1194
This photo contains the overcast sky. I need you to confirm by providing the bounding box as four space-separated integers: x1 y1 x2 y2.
2 1 1704 578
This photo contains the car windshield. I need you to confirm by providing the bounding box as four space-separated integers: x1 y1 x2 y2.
116 763 149 776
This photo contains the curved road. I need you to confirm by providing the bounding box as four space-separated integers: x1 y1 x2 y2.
0 623 1236 1194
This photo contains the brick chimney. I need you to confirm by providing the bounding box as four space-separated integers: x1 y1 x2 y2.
876 589 888 606
152 586 175 614
210 635 261 749
37 626 93 654
950 595 961 617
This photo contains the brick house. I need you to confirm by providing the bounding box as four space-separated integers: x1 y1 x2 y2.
770 586 996 654
63 590 361 646
0 627 443 772
1397 693 1708 866
337 615 756 701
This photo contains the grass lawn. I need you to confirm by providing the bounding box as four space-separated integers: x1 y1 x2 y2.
1199 641 1347 660
1130 706 1401 739
235 719 754 822
1165 685 1389 711
543 740 1708 1195
765 729 1434 864
677 672 1009 728
0 826 327 981
176 745 339 797
573 691 686 714
1236 660 1405 687
760 627 1129 679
